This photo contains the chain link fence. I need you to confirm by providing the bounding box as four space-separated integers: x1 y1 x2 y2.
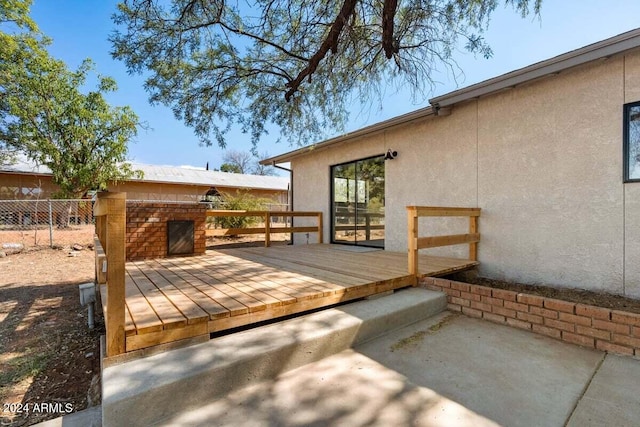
0 199 95 250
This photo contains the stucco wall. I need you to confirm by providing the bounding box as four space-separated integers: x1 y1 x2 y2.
624 52 640 297
290 49 640 297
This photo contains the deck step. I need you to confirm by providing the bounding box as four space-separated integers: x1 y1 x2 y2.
102 288 446 427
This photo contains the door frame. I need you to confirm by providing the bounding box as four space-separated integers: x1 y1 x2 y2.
329 154 385 248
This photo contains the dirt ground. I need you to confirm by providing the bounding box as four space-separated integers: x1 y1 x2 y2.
0 234 99 426
0 232 288 426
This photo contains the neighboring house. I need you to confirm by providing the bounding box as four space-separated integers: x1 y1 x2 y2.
0 159 290 208
262 28 640 298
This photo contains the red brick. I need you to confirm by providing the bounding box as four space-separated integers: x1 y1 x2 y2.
470 285 492 296
532 324 561 339
450 297 471 307
558 312 591 327
492 289 517 302
592 319 630 335
517 293 544 307
481 296 504 307
575 304 611 320
483 312 506 324
433 278 451 288
611 311 640 326
517 312 543 325
447 303 463 312
611 334 640 348
462 307 482 318
425 285 443 292
460 291 482 302
504 301 529 313
544 318 575 333
562 332 595 348
529 306 559 319
443 288 461 298
575 325 611 341
633 326 640 338
421 277 436 286
596 340 634 355
470 301 492 312
493 306 517 319
450 281 471 292
544 299 575 314
506 317 531 330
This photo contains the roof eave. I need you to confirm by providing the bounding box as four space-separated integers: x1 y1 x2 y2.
430 27 640 108
260 106 435 165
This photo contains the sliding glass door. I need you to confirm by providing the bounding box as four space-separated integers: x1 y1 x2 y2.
331 155 385 248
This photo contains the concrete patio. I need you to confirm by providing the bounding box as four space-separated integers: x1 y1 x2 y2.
40 288 640 427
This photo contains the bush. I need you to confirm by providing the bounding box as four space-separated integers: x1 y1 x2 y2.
208 190 270 230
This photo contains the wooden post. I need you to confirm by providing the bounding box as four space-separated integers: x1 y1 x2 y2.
264 211 271 247
407 206 419 277
97 192 126 357
469 215 479 261
317 212 323 244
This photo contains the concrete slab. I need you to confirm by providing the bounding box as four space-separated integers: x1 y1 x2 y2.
159 314 607 427
102 288 446 427
357 314 605 427
159 348 499 427
31 405 101 427
567 354 640 427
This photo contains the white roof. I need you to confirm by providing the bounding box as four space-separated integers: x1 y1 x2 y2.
0 157 289 192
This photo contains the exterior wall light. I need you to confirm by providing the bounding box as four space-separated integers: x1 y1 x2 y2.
384 149 398 160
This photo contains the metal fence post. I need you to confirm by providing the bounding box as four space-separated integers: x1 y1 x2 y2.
48 200 53 247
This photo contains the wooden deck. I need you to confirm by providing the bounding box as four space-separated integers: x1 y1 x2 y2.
101 244 477 352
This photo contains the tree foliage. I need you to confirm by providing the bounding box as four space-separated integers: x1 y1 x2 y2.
220 150 278 175
111 0 541 149
0 0 141 197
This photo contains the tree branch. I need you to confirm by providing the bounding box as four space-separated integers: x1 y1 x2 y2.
285 0 358 101
381 0 398 59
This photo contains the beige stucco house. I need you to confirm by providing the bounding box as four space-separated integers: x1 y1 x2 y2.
262 28 640 298
0 160 290 208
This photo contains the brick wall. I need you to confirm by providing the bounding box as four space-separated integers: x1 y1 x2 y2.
421 277 640 358
126 202 206 261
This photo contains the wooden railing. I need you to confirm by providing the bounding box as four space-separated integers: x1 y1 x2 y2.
206 210 323 247
406 206 481 277
93 192 126 357
333 212 385 241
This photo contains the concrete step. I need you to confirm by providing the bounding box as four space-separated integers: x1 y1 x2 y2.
102 288 446 427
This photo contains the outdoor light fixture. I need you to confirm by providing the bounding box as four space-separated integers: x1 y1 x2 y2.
384 149 398 160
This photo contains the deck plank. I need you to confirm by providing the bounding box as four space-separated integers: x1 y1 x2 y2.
235 246 402 282
155 257 250 316
160 257 268 314
127 266 188 330
124 272 163 334
120 244 477 352
144 259 230 320
133 261 209 325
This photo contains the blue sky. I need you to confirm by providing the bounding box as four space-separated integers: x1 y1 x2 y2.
30 1 640 170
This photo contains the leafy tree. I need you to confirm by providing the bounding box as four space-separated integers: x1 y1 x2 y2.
0 0 141 198
219 163 242 174
111 0 541 149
